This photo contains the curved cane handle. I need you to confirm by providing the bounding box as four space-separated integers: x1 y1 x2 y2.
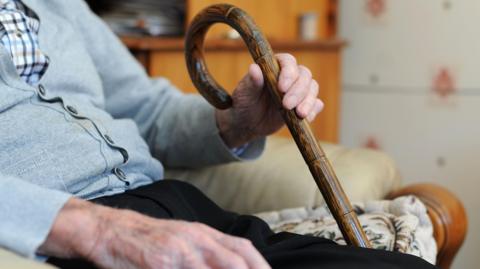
185 4 282 109
185 4 371 248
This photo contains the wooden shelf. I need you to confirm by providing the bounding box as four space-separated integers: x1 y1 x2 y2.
120 36 346 52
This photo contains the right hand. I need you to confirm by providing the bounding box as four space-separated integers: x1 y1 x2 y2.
40 198 271 269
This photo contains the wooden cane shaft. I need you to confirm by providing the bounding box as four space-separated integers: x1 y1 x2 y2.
185 4 371 248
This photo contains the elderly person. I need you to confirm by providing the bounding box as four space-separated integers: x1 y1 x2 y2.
0 1 436 268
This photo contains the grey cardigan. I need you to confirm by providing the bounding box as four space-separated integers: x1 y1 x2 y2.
0 0 264 259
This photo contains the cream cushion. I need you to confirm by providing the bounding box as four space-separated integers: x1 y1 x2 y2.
166 136 402 214
0 249 55 269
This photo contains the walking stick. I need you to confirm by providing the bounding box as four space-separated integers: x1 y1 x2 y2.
185 4 371 248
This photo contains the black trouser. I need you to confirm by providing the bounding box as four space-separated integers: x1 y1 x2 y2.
48 179 437 269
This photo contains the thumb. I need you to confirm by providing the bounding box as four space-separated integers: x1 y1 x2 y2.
248 64 264 89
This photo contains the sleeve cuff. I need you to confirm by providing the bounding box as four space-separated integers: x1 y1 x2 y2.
0 176 72 259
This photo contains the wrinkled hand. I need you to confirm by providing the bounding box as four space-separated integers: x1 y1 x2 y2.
40 198 270 269
216 53 324 148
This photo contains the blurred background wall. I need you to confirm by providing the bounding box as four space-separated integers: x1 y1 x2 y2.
339 1 479 268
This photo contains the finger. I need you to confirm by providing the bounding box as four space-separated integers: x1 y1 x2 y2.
296 80 319 118
306 99 324 122
276 53 298 92
181 249 210 269
161 233 209 269
219 236 271 269
200 237 249 269
282 65 312 110
177 224 249 269
195 224 270 269
248 63 264 89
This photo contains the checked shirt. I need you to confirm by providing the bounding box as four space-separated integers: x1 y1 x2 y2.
0 0 49 85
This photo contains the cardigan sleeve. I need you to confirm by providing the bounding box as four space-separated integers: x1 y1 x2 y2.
0 174 71 258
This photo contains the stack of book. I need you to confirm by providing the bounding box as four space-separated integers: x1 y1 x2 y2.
87 0 185 36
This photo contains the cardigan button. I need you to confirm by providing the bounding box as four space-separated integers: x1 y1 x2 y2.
113 167 126 179
104 134 115 144
112 167 129 186
38 85 46 96
120 149 129 163
66 105 78 115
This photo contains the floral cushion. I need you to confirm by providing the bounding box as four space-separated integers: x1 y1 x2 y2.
255 195 437 265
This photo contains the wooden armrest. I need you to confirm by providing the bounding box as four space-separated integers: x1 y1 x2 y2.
387 183 467 269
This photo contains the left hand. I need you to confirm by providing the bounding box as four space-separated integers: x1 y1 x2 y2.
216 53 324 148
